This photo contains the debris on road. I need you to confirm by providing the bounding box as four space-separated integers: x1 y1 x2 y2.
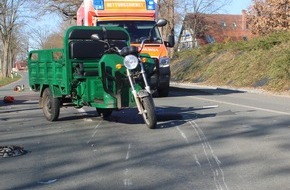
14 84 25 92
3 96 15 103
0 145 27 158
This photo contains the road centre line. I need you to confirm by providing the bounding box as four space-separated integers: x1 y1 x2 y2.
124 144 133 187
188 96 290 116
125 144 131 160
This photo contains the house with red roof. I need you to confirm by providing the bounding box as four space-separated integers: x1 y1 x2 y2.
13 60 27 71
178 10 253 50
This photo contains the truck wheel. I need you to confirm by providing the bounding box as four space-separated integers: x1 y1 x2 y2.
42 88 60 121
140 96 157 129
97 108 112 118
158 86 169 97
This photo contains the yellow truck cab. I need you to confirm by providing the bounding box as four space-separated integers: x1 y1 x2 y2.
77 0 175 97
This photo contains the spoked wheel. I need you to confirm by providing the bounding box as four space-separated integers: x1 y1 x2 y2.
140 96 157 129
97 108 112 119
42 88 60 121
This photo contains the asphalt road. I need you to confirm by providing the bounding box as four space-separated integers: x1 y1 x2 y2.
1 72 290 190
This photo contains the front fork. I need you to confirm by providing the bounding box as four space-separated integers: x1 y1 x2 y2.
139 61 151 94
126 62 153 113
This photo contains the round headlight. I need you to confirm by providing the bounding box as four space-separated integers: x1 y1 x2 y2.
124 55 138 69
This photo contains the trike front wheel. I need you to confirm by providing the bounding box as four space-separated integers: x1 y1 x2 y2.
140 96 157 129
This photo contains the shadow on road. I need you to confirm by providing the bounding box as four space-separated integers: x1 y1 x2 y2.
0 93 39 106
102 105 217 129
155 105 216 129
168 86 245 97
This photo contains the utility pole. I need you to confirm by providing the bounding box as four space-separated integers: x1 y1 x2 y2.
168 0 174 57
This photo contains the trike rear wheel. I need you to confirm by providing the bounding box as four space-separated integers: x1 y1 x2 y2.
42 88 60 121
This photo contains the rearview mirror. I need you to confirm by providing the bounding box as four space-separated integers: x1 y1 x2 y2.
156 19 167 27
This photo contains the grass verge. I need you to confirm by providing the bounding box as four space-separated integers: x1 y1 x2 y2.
171 31 290 94
0 75 21 87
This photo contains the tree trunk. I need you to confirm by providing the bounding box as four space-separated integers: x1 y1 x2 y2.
9 45 14 75
0 52 2 78
2 42 9 78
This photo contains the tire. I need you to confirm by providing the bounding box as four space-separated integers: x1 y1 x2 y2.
158 86 169 97
140 96 157 129
42 88 60 121
97 108 112 118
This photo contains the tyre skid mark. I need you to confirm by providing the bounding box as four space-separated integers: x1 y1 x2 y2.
86 120 103 144
194 154 205 176
176 126 206 175
188 120 228 190
177 120 229 190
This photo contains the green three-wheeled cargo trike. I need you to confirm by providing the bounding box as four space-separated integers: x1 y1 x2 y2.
28 20 168 129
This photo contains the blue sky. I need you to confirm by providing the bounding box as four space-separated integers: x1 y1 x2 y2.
35 0 253 31
224 0 252 14
29 0 254 47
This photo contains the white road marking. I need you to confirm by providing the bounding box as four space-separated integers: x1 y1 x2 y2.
78 108 86 113
189 96 290 116
202 105 219 109
37 179 58 184
124 144 133 187
78 108 93 121
23 100 39 103
125 144 131 160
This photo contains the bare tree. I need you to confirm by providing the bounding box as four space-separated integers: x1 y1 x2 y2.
0 0 73 78
0 0 25 78
43 33 63 49
36 0 177 39
247 0 290 35
0 0 42 78
29 19 74 50
14 32 29 61
28 25 54 50
34 0 82 20
159 0 175 37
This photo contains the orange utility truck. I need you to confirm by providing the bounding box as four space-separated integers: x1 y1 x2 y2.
76 0 175 97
